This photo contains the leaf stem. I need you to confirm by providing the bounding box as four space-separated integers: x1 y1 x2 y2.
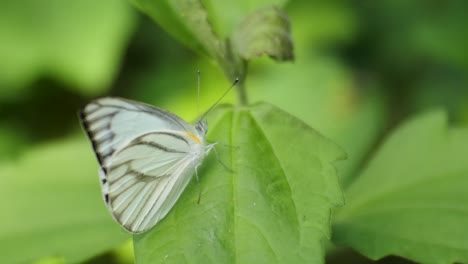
236 79 247 106
235 61 248 106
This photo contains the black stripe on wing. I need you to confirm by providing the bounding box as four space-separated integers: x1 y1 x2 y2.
150 131 189 145
79 97 197 172
95 129 195 218
130 139 188 154
105 131 191 171
79 104 118 171
104 148 192 233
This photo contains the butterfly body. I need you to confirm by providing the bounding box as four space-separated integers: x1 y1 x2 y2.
80 97 213 233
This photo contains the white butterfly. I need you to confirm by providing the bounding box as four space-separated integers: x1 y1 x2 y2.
80 97 215 233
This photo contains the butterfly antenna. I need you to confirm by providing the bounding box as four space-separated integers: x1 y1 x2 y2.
199 78 239 121
197 69 201 117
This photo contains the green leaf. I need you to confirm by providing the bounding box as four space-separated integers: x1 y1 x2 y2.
249 57 386 187
333 110 468 263
131 1 293 82
0 136 129 263
0 0 135 99
134 102 345 263
131 0 289 57
132 0 225 62
231 6 294 61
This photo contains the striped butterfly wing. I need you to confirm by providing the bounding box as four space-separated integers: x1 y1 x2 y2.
80 97 204 233
79 97 197 169
104 131 200 233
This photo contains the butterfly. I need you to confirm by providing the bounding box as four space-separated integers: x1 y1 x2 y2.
79 97 216 233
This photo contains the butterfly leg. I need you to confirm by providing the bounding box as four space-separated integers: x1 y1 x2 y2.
211 145 235 173
207 139 239 150
195 164 202 204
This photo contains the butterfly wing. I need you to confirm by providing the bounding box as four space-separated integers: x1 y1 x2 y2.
104 131 200 233
80 97 205 233
79 97 197 168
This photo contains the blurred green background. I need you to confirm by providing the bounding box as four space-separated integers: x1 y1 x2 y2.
0 0 467 263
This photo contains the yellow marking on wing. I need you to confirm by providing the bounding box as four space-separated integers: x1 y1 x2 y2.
184 132 201 144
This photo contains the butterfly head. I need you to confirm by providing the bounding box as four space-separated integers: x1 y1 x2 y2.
195 119 208 135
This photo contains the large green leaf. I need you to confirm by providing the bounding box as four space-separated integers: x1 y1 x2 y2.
247 1 380 186
0 0 135 99
134 102 345 263
333 110 468 263
0 136 129 263
249 57 386 187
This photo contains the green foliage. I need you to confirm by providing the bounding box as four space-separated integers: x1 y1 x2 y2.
333 111 468 263
357 1 468 70
0 0 135 99
0 137 128 263
249 58 386 187
134 103 345 263
132 0 224 64
0 124 27 161
231 7 293 61
1 0 467 263
132 0 288 57
132 0 293 85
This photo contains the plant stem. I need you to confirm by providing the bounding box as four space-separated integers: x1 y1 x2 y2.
235 60 248 106
236 78 248 106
